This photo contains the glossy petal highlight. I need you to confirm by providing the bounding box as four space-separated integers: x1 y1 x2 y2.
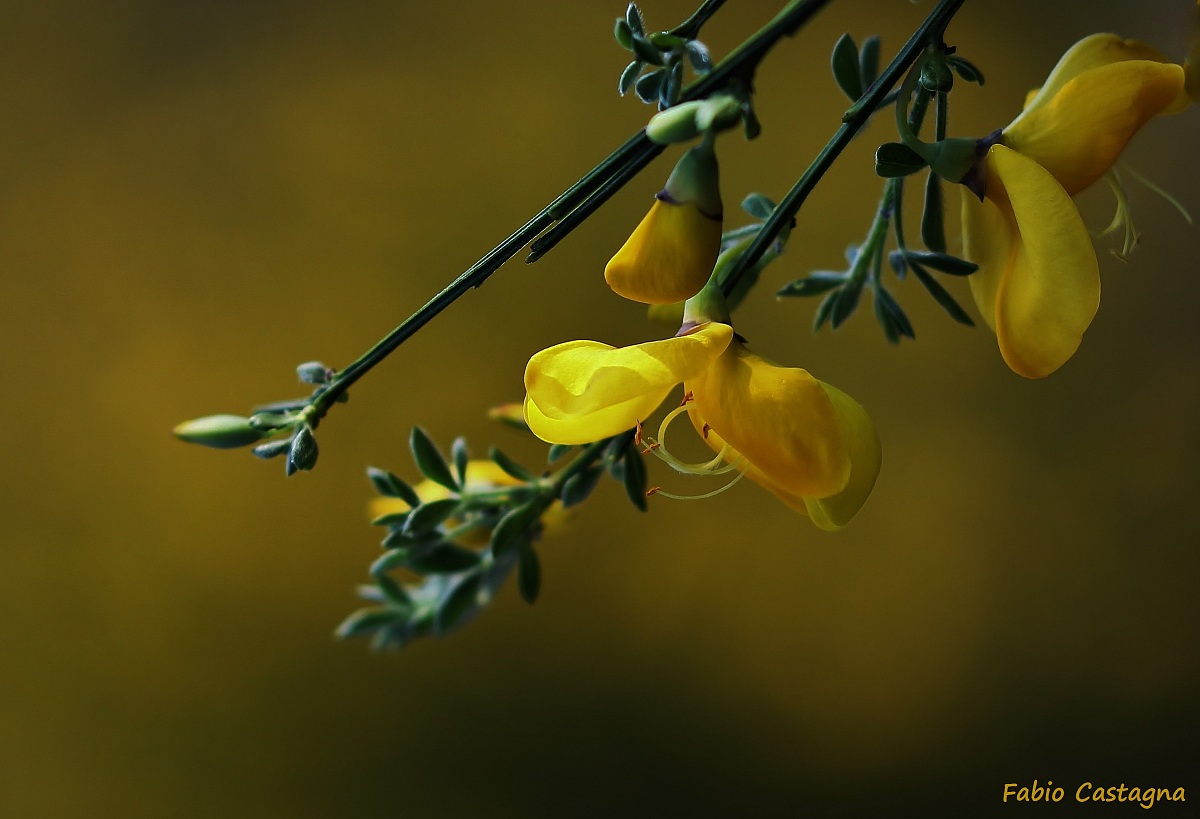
604 199 722 305
523 322 734 445
687 343 851 500
1005 60 1186 194
985 145 1100 378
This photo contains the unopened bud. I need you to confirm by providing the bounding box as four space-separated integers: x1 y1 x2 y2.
173 414 267 450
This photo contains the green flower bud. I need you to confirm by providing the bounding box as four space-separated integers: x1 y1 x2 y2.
645 100 705 145
173 414 268 449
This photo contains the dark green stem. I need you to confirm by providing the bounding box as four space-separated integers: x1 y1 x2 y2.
309 0 837 416
672 0 729 39
720 0 966 299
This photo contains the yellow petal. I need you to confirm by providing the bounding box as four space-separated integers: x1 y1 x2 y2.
688 343 851 500
1020 34 1174 114
523 322 733 445
986 145 1100 378
802 382 882 531
604 198 721 305
960 172 1015 334
1004 60 1185 194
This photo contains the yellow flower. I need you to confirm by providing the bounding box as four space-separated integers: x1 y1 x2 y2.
370 461 563 546
522 321 880 529
604 141 722 305
961 34 1191 378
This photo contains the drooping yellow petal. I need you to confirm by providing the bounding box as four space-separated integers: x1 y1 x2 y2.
961 178 1015 335
1019 34 1174 115
604 198 722 305
802 382 882 531
1004 59 1186 195
523 322 733 445
986 145 1100 379
687 342 851 500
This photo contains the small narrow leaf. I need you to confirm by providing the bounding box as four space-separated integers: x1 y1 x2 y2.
517 543 541 605
630 36 664 67
366 467 422 506
370 549 413 576
902 251 978 276
859 35 881 89
369 511 410 528
619 60 642 96
813 289 840 331
625 2 644 35
741 193 776 220
489 446 535 482
947 55 985 85
335 607 395 640
830 278 864 329
490 502 540 557
634 68 666 103
686 40 712 73
560 464 605 508
622 449 648 512
910 261 976 326
875 142 927 177
435 573 482 635
408 543 481 575
830 33 862 101
874 287 915 342
777 272 846 298
374 573 414 610
409 427 458 491
660 61 683 108
404 498 460 534
921 172 947 254
451 436 469 487
614 18 634 50
547 444 574 464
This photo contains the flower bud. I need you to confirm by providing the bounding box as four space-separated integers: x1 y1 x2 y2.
604 140 722 305
645 101 705 145
173 414 268 449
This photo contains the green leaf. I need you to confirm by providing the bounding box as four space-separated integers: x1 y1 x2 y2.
560 464 605 508
285 426 318 475
921 172 946 254
489 446 535 482
813 288 839 331
777 271 845 298
742 106 761 140
435 573 482 635
875 142 927 177
859 35 880 89
902 251 977 276
335 607 396 640
625 2 644 35
410 427 458 491
451 436 469 487
660 61 683 108
910 261 975 326
741 193 776 220
618 60 641 96
547 443 574 464
830 278 863 329
369 511 409 528
631 35 664 67
404 498 460 535
366 467 422 506
634 67 665 103
622 448 648 512
517 543 541 605
873 286 915 343
490 502 540 557
947 55 985 85
686 40 712 73
830 33 862 101
370 548 413 576
251 439 292 460
408 543 481 575
374 573 415 610
649 32 685 50
614 17 634 50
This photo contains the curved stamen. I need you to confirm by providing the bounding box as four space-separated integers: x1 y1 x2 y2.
647 464 749 500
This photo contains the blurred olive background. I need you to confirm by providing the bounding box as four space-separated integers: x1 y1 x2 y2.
2 0 1197 816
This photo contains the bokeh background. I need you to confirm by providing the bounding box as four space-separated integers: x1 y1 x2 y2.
2 0 1197 816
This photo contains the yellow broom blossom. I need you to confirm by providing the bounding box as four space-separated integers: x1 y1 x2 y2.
962 33 1193 378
